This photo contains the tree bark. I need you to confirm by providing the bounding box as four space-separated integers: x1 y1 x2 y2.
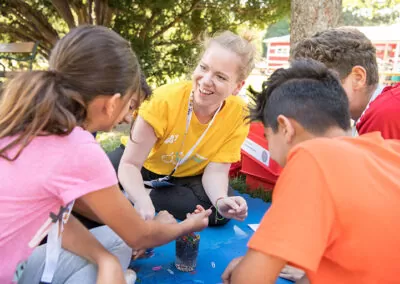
6 0 59 46
290 0 342 47
51 0 76 29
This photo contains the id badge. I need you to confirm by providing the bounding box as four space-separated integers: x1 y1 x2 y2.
144 176 175 188
149 179 175 188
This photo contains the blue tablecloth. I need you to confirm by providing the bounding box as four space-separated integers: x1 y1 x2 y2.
130 192 293 284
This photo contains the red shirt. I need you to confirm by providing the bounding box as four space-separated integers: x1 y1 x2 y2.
356 83 400 139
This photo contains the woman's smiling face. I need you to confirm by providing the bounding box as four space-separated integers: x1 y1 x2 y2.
192 43 244 109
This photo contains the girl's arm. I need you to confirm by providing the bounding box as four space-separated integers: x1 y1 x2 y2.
78 185 211 250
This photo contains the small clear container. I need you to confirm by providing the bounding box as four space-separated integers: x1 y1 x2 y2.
175 233 200 272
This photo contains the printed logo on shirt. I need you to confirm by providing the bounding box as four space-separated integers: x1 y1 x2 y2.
161 151 183 164
164 134 179 144
160 151 208 165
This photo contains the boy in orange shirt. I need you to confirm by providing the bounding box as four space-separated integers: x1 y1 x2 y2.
222 59 400 284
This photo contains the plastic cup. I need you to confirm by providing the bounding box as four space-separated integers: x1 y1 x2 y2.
175 233 200 272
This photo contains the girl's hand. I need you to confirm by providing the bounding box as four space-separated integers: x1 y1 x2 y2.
184 205 212 232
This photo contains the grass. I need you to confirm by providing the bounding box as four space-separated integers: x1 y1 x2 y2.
96 131 126 153
98 129 273 203
229 175 272 203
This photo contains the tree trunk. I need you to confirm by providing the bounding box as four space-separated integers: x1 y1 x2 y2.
290 0 342 47
51 0 76 29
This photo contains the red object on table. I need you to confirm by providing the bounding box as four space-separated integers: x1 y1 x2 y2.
228 161 242 178
239 122 282 191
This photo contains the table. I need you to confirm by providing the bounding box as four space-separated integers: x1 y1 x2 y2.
130 192 294 284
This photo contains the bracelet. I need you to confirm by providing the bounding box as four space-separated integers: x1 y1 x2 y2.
215 196 225 206
214 197 226 222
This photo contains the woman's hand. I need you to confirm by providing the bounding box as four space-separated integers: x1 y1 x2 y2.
184 205 212 232
216 196 248 221
154 210 177 224
132 210 176 260
134 195 155 220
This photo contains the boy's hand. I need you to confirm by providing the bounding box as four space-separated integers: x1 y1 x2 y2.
222 256 243 284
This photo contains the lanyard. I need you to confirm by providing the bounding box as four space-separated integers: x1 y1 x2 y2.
146 91 222 184
172 91 222 173
28 201 75 284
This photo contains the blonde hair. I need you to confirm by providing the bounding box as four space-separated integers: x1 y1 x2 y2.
201 30 258 81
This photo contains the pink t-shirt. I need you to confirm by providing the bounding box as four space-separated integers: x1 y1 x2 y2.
0 127 118 283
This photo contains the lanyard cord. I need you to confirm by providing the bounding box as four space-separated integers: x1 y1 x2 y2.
168 91 222 177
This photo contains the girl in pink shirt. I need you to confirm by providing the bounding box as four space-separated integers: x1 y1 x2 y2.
0 25 211 284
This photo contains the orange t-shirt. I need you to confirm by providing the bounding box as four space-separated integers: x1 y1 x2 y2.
248 132 400 284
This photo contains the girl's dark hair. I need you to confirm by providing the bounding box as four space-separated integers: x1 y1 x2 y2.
0 25 141 161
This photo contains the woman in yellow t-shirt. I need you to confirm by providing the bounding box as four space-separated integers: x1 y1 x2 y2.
118 31 256 225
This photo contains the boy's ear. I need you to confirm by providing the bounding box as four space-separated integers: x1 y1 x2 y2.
104 93 121 117
350 66 367 90
277 115 295 143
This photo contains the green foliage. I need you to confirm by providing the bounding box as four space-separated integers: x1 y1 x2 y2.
230 175 272 202
0 0 290 85
112 0 290 85
96 131 125 153
342 0 400 25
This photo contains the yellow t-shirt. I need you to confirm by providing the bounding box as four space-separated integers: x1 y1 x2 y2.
137 81 249 177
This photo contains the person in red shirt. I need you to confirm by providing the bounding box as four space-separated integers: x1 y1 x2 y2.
356 82 400 138
291 27 400 138
221 59 400 284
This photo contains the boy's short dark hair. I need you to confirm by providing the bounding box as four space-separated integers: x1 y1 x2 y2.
291 27 379 86
250 59 351 134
